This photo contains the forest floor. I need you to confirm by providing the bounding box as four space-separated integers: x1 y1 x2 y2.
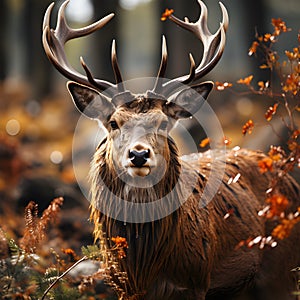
0 81 117 299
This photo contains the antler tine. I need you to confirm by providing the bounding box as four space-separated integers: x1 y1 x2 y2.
219 2 229 32
153 35 168 93
42 2 54 32
56 1 116 42
183 53 196 84
196 1 228 68
160 0 228 96
111 40 125 92
80 56 99 86
42 0 120 96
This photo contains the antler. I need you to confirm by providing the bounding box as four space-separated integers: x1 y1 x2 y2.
153 0 229 96
42 0 124 97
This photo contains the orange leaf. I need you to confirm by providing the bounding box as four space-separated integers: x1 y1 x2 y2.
242 119 254 135
265 103 278 121
248 41 259 56
111 236 128 249
260 64 269 69
222 136 232 146
111 236 129 259
237 75 253 86
258 81 265 89
199 137 210 148
292 130 300 139
258 157 273 173
272 217 300 239
266 194 289 218
161 8 174 21
271 18 291 36
283 73 299 95
268 145 284 161
215 81 233 91
263 33 272 42
61 248 79 261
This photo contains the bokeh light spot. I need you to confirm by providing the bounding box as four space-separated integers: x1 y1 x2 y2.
50 150 63 164
6 119 21 136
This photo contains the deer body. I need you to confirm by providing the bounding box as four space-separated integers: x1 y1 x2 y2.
90 123 300 300
42 1 300 299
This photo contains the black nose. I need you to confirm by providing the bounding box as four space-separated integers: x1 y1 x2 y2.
129 149 150 167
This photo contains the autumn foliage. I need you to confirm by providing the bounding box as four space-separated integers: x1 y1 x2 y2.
111 236 129 259
20 197 63 253
217 18 300 247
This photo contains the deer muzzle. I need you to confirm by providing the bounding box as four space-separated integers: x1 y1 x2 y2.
129 149 150 167
124 143 156 177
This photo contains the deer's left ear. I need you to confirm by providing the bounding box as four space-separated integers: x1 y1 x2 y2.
165 81 213 119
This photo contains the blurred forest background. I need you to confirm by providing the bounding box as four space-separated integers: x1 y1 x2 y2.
0 0 299 298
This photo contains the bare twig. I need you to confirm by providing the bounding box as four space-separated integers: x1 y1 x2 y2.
41 255 88 300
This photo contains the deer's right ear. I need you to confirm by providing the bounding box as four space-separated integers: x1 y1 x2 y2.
165 82 214 119
67 82 115 122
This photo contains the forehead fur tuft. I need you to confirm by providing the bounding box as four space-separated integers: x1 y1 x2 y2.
121 94 166 113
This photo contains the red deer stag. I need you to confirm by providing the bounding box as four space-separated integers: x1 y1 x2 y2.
42 1 300 299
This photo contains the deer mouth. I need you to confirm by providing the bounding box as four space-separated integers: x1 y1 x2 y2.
127 166 151 177
121 157 166 186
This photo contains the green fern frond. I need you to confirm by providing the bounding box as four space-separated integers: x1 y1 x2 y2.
81 245 103 260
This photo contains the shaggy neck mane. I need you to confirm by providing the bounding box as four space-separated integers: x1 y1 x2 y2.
89 136 191 296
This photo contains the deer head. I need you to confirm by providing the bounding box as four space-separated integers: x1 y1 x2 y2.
42 0 228 182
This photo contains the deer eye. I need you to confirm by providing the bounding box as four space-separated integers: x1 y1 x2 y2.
159 120 168 131
109 120 119 130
